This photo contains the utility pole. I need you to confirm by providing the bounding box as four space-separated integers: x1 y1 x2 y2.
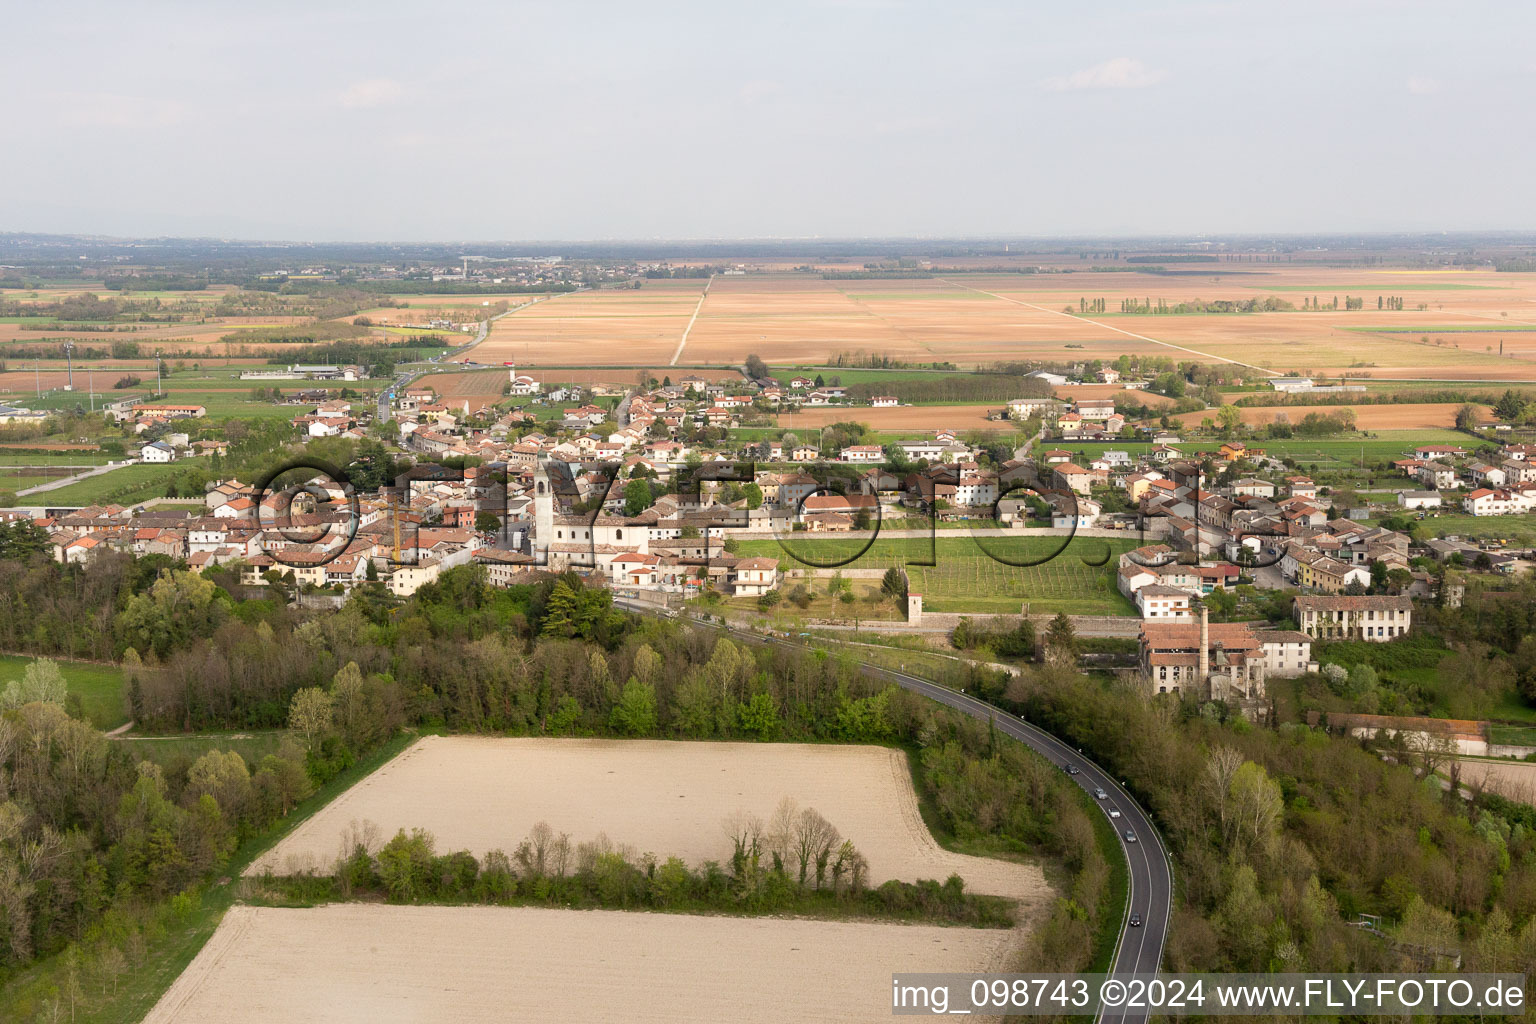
155 349 162 394
89 367 95 412
63 340 75 391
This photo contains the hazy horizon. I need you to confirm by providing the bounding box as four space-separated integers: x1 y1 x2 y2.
6 0 1534 241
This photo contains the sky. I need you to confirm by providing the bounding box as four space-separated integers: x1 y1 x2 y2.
3 0 1534 242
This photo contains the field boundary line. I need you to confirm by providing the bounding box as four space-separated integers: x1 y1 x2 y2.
942 279 1279 377
669 275 714 366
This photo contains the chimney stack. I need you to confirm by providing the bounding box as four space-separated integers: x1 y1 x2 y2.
1198 604 1210 683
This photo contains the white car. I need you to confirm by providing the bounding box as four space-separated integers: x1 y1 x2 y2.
1109 808 1121 818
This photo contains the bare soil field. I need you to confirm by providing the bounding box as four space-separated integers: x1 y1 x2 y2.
144 903 1015 1024
1456 760 1536 804
472 283 707 365
501 365 744 385
249 737 1049 904
424 369 511 409
1173 402 1491 430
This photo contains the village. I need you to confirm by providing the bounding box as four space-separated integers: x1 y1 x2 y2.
12 361 1533 711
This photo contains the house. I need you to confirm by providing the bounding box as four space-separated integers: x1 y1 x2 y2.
1051 495 1101 529
1007 397 1061 420
1230 478 1275 499
1096 368 1120 384
731 557 780 597
139 440 176 463
1054 463 1093 494
1293 595 1412 641
1415 445 1467 461
1134 584 1192 621
1416 462 1459 490
1076 399 1115 420
1398 489 1443 510
789 376 816 390
1464 487 1536 516
1256 629 1315 678
1285 476 1317 500
840 444 885 463
1468 462 1507 488
1024 369 1068 386
869 395 899 408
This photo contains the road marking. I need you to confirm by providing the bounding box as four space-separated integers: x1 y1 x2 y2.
944 279 1279 376
670 276 714 366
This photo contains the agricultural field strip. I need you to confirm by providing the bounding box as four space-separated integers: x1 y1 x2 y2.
248 737 1050 904
142 904 1016 1024
944 279 1279 376
669 275 715 366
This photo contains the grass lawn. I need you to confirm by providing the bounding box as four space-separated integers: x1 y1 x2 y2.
0 450 116 466
33 461 198 506
0 653 126 729
115 730 290 767
733 534 1139 615
1489 724 1536 747
1413 512 1536 545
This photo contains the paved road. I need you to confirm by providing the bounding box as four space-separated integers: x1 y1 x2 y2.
617 601 1171 1019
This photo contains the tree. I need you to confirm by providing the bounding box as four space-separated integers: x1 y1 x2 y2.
609 677 658 736
623 478 653 517
288 686 334 750
1455 403 1480 432
1216 403 1242 434
1045 613 1077 660
0 658 67 710
744 354 770 379
738 691 780 740
474 511 501 534
880 567 907 601
742 482 763 509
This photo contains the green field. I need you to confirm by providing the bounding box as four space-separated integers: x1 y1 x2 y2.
0 450 116 466
115 730 289 767
734 534 1140 614
0 653 126 729
1409 512 1536 544
34 460 202 506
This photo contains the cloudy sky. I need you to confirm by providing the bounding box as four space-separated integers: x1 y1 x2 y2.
4 0 1532 241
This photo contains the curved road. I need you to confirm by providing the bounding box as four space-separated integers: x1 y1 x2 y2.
619 602 1172 1021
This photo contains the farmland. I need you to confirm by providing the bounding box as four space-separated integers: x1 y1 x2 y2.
460 267 1536 397
29 460 198 506
250 737 1050 904
143 903 1017 1024
1175 403 1490 431
734 535 1140 615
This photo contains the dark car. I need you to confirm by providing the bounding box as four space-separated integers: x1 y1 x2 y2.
1129 913 1142 927
1064 764 1080 776
1123 830 1138 843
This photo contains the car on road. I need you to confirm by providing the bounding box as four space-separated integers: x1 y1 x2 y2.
1109 807 1121 818
1129 913 1142 927
1063 764 1080 775
1093 787 1107 800
1123 830 1137 843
